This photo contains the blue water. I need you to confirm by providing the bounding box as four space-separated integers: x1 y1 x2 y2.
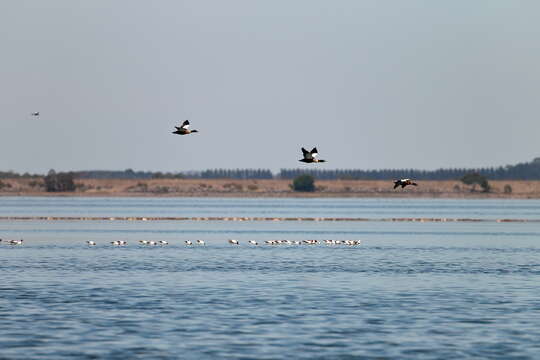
1 197 540 359
2 196 540 219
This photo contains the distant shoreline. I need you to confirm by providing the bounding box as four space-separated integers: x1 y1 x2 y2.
1 179 540 199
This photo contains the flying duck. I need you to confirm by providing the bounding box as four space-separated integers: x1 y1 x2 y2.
299 147 326 163
172 120 198 135
31 112 39 117
228 239 239 245
393 179 418 189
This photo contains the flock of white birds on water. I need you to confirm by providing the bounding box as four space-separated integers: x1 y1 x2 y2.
102 239 362 247
1 238 361 247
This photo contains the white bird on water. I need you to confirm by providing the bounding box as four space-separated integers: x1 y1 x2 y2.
228 239 239 245
248 240 258 246
185 240 193 246
196 240 205 245
86 240 96 246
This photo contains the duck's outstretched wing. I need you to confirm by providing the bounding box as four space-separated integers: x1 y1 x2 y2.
181 120 190 129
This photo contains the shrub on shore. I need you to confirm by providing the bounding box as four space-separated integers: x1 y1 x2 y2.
292 174 315 192
44 170 75 192
461 173 490 193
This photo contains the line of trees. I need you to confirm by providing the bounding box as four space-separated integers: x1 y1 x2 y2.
198 169 273 179
279 158 540 180
0 171 41 179
76 168 273 179
2 158 540 180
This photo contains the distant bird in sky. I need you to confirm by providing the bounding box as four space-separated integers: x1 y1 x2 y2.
393 179 418 189
172 120 198 135
31 112 39 117
299 147 326 163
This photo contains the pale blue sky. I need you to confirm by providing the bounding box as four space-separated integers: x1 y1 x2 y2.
1 1 539 173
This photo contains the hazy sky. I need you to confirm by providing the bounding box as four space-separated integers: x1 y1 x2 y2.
1 1 539 173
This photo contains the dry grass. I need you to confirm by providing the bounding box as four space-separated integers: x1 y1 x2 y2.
1 178 540 198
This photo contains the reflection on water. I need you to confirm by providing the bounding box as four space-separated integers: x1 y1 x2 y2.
1 197 540 359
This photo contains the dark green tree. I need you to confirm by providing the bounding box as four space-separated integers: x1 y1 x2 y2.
461 173 490 192
292 174 315 192
44 169 76 192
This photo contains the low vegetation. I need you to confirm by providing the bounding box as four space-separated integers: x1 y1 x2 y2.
461 173 490 193
292 174 316 192
44 170 75 192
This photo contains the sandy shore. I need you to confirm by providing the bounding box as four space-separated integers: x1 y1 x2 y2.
1 178 540 198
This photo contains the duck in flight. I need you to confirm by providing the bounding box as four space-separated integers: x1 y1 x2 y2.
299 147 326 163
393 179 418 189
173 120 198 135
31 112 39 117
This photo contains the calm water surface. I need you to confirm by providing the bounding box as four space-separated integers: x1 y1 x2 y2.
1 197 540 359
